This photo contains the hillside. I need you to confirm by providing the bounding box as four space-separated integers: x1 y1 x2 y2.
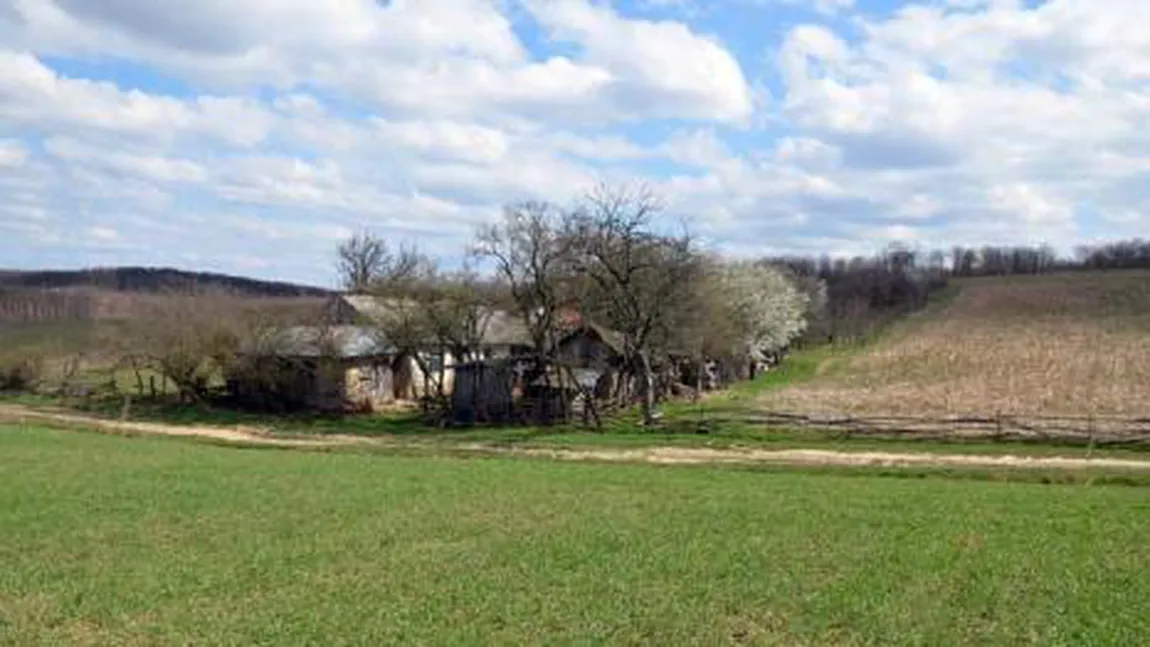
760 271 1150 419
0 267 330 297
0 267 334 325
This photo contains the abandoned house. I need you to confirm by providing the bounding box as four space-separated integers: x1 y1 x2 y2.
227 325 442 413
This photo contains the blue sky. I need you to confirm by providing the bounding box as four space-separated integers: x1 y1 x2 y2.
1 0 1146 286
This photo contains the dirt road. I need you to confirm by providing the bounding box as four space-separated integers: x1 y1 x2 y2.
4 404 1150 473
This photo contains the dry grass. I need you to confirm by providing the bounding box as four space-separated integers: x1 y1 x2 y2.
762 272 1150 418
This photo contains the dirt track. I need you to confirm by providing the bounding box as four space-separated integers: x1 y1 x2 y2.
3 404 1150 473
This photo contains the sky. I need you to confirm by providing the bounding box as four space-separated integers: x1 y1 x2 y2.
2 0 1149 287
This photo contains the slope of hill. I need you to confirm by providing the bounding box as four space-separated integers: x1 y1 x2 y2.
0 268 336 326
760 271 1150 419
0 267 331 297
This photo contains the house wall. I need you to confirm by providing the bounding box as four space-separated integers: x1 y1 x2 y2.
343 360 397 412
393 351 457 400
229 355 400 413
307 360 351 412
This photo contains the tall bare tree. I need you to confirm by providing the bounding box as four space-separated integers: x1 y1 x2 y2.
570 183 701 425
349 246 449 399
474 201 577 374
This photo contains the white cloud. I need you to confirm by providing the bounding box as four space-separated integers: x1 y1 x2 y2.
44 136 208 184
789 0 855 16
88 226 120 242
525 0 754 123
1 0 751 126
0 51 275 146
769 0 1150 250
3 0 1150 282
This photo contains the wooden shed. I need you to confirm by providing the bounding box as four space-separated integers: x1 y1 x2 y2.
448 324 629 425
450 357 526 424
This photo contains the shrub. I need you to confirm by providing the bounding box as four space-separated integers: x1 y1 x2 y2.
0 355 44 392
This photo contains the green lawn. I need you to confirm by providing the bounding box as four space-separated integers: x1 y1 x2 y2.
2 426 1148 645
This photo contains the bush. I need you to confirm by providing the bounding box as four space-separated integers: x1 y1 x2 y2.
0 356 44 392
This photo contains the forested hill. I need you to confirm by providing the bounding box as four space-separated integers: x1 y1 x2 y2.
0 267 331 298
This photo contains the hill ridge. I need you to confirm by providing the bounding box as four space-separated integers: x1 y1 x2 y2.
0 266 331 298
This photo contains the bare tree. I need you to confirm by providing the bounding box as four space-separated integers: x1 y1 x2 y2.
419 265 503 362
570 183 700 425
336 231 406 293
474 202 577 371
123 293 249 404
352 247 449 400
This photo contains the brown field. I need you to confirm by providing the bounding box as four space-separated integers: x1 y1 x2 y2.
761 271 1150 419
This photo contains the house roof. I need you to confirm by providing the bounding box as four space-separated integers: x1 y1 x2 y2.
558 321 627 356
341 295 407 323
478 309 531 347
246 325 394 359
339 294 532 347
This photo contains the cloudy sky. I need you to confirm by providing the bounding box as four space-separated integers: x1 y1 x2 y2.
2 0 1148 286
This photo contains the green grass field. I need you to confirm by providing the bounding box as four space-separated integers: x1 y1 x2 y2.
2 426 1148 645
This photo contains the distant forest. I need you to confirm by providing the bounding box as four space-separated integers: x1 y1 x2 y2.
769 238 1150 344
0 267 331 324
0 267 330 298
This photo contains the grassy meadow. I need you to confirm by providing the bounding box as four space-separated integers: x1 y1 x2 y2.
2 425 1150 646
760 271 1150 418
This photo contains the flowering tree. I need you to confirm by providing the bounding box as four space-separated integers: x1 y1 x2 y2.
719 261 810 361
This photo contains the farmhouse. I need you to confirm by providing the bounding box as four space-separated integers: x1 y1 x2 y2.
230 297 538 414
227 326 438 413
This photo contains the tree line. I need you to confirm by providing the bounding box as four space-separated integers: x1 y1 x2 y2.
765 239 1150 344
0 267 329 297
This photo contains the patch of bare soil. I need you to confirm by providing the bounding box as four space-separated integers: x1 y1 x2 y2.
0 405 377 449
3 404 1149 473
512 446 1150 472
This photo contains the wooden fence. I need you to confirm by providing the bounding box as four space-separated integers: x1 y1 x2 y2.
710 410 1150 446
